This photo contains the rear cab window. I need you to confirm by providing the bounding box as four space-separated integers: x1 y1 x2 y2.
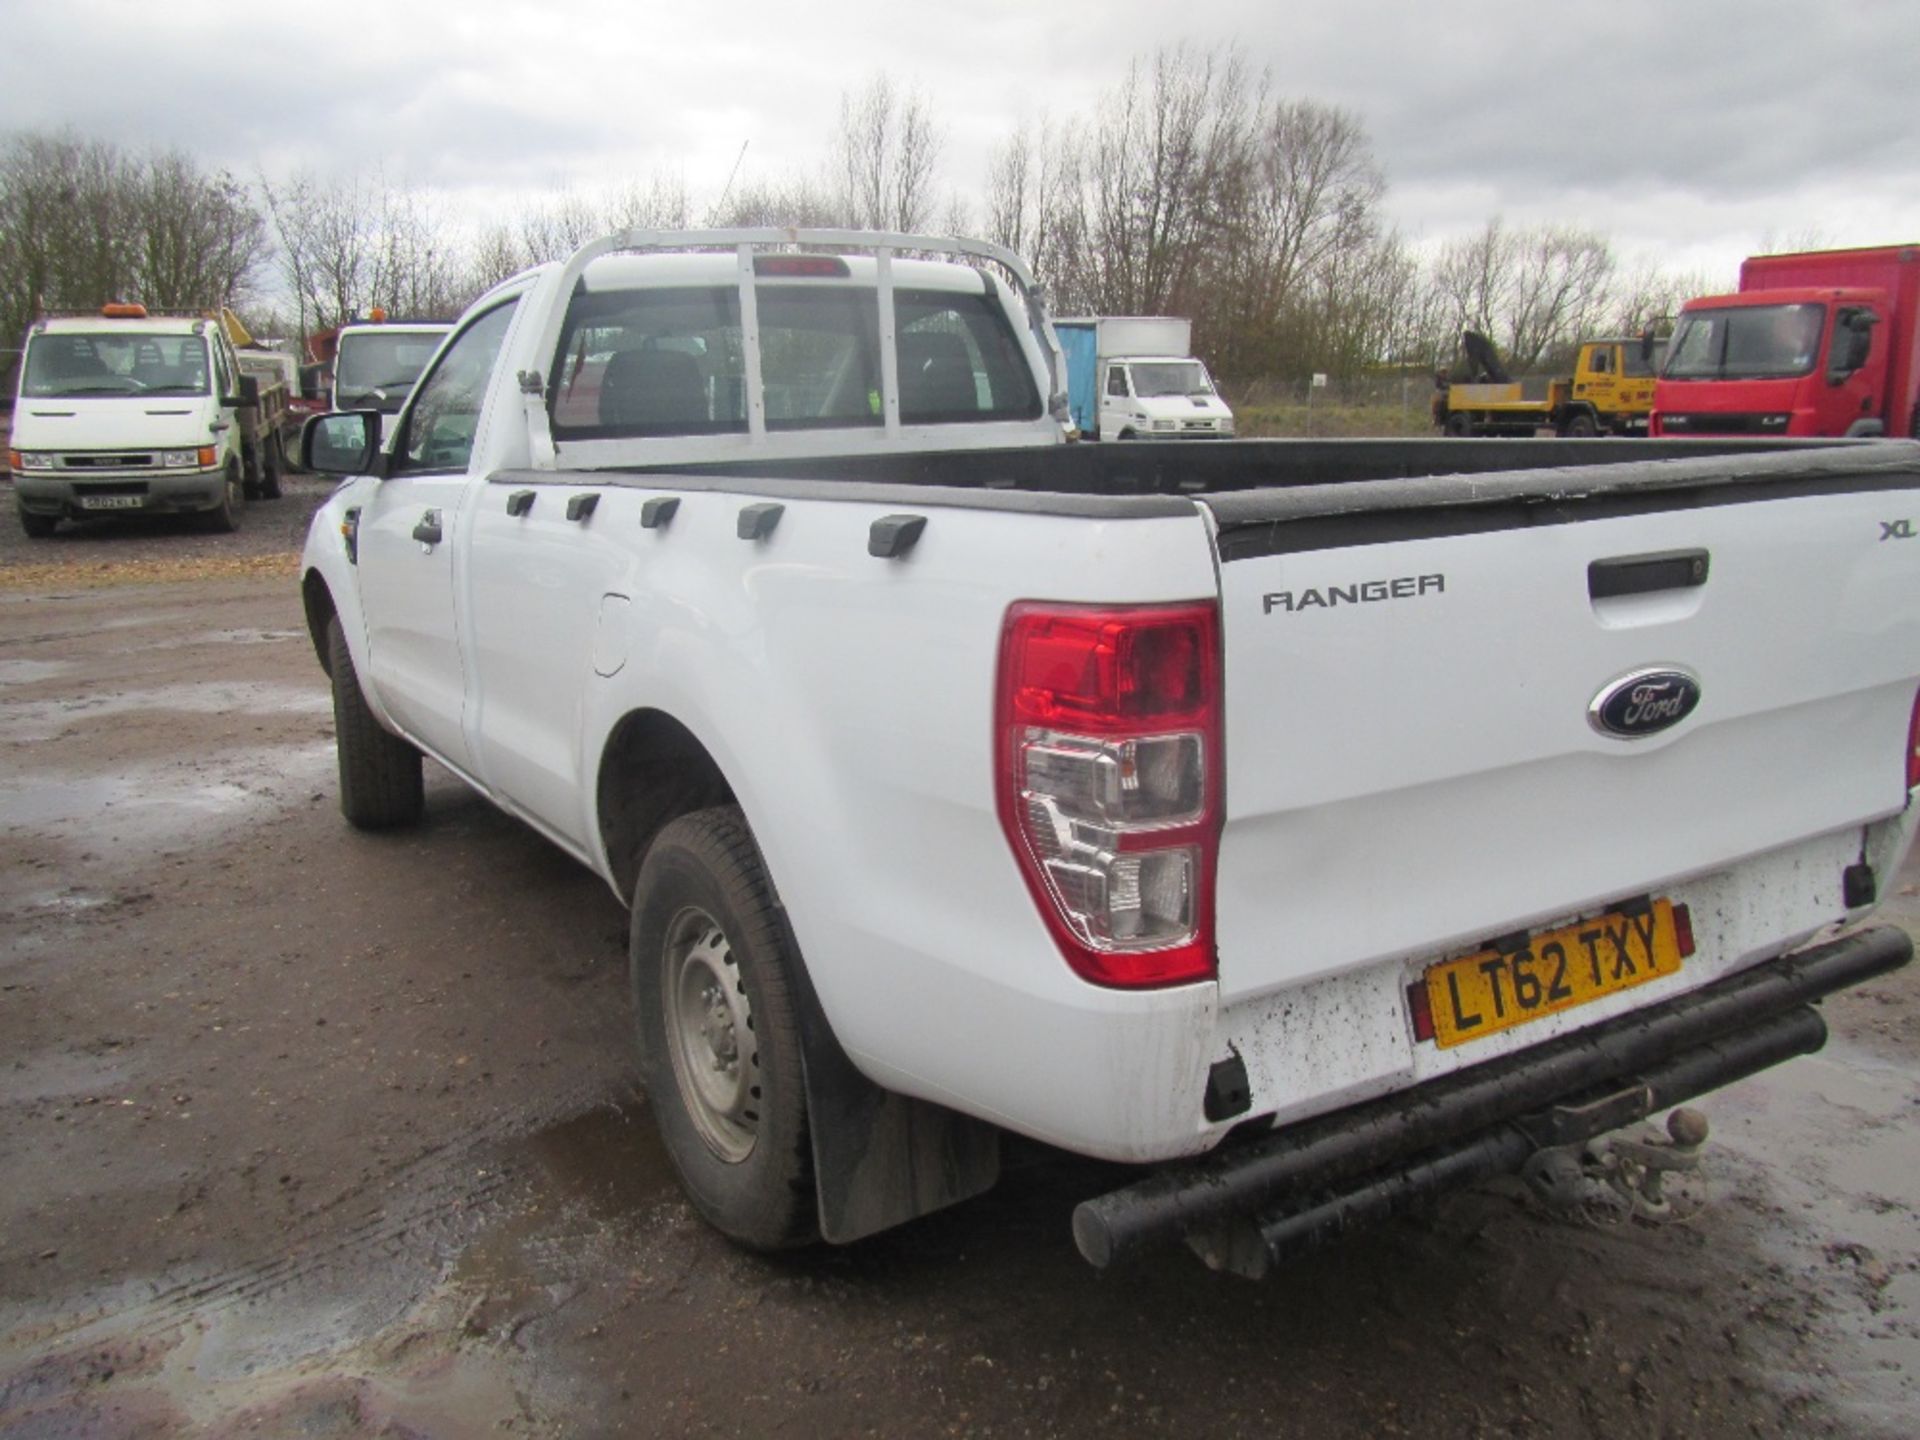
549 281 1040 439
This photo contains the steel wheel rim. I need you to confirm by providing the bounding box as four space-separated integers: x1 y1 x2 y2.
662 905 758 1163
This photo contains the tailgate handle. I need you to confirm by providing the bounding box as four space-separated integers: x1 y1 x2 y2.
1589 548 1709 600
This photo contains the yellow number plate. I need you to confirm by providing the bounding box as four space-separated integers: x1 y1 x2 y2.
1425 900 1682 1049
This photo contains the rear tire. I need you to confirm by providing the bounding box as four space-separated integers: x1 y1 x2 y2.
632 806 816 1251
259 436 284 500
326 616 424 829
18 509 57 538
1443 412 1473 437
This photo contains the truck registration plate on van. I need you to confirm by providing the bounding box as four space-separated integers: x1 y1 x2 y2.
1424 900 1682 1048
78 495 141 510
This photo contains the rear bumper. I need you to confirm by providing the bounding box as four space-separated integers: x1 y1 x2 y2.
1072 923 1911 1274
14 469 227 516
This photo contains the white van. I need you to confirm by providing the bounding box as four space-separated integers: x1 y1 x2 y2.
10 305 269 536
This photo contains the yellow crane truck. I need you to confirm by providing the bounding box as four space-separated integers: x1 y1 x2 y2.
1433 329 1662 437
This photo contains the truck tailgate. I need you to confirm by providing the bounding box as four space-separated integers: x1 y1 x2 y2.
1204 450 1920 1004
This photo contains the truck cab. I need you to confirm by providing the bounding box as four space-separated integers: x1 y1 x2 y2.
1567 337 1660 433
9 305 254 536
330 319 454 444
1654 288 1892 438
1098 354 1234 440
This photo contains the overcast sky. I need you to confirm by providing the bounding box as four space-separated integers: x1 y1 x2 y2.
3 0 1916 286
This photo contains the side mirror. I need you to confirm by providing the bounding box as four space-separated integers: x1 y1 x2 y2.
302 410 383 476
229 373 260 408
1639 328 1654 364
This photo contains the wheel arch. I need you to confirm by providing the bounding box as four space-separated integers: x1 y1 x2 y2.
595 707 737 907
302 568 338 676
600 710 1001 1242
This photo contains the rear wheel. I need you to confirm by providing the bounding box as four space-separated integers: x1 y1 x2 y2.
326 616 424 828
18 508 57 539
632 806 816 1250
258 436 284 499
1443 412 1473 437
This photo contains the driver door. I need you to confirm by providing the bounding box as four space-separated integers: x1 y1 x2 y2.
356 298 522 776
1818 305 1889 435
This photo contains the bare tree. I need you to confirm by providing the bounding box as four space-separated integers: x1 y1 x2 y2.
606 171 692 232
128 152 268 310
262 169 469 332
1200 98 1383 377
707 175 839 229
1501 226 1615 370
1079 45 1257 316
1610 260 1723 335
0 131 268 375
830 74 944 231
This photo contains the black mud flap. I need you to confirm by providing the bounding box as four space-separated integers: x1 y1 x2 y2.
784 949 1000 1244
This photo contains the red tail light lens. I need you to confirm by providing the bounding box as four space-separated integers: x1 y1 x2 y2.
1907 687 1920 790
997 602 1221 988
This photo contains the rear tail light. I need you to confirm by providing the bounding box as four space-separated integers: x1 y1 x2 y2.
996 602 1222 988
1907 687 1920 790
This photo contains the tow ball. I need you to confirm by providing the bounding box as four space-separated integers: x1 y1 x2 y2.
1523 1106 1710 1219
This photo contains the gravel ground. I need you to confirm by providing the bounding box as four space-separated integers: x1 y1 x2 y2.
0 522 1916 1438
0 470 334 589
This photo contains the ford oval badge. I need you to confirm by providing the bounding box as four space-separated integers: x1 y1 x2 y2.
1590 667 1701 739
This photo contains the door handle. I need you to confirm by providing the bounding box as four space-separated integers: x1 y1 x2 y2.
413 510 443 546
1589 548 1708 599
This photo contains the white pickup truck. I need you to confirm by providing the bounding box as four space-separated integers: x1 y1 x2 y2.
299 229 1920 1275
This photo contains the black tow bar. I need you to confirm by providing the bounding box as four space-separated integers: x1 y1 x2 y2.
1072 925 1912 1276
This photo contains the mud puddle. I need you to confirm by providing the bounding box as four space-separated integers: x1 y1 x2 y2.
0 681 330 743
1708 1039 1920 1433
0 744 333 880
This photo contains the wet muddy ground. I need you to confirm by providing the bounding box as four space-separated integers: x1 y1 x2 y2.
2 493 1917 1438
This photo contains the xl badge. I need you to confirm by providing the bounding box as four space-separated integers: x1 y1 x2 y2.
1590 667 1701 739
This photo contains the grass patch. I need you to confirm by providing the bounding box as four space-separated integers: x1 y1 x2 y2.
1233 402 1435 439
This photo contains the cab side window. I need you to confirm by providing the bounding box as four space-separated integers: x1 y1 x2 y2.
1106 366 1128 398
1587 347 1612 375
394 300 520 473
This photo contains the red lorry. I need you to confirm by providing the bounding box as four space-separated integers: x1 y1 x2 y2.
1652 244 1920 439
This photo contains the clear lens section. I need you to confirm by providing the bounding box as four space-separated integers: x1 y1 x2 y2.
1020 725 1204 951
1022 731 1202 826
19 452 53 468
162 448 200 468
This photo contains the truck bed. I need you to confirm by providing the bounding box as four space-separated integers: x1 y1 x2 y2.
598 434 1890 503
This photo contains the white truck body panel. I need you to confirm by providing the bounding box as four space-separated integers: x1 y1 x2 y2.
11 396 218 454
1068 316 1192 359
1212 487 1920 1003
